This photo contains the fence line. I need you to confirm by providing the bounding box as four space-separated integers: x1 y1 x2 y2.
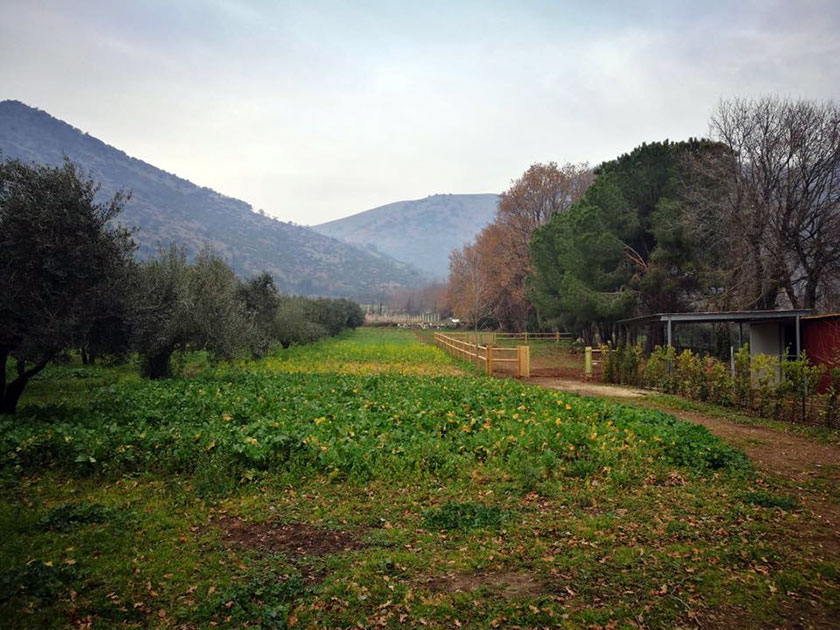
434 332 530 378
365 312 441 325
441 331 571 344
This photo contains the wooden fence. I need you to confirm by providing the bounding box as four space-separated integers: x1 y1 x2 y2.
434 332 530 377
491 332 573 343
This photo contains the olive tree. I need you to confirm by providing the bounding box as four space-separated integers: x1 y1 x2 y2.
0 158 134 413
132 245 252 378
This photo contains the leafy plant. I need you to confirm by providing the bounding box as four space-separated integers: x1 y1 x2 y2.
745 491 799 511
38 502 118 531
422 502 507 532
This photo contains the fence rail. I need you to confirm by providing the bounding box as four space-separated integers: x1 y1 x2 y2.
492 332 573 343
434 333 530 377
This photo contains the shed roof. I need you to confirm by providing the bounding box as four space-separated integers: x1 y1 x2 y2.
618 309 813 327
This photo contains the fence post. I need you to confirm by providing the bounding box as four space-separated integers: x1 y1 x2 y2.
486 345 493 376
585 346 592 379
522 345 530 378
556 331 560 343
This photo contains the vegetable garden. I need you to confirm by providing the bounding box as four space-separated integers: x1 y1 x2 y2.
1 328 837 629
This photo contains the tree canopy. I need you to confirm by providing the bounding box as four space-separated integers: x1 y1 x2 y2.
528 140 713 341
0 158 135 412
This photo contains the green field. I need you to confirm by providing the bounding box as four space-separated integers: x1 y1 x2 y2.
1 328 837 628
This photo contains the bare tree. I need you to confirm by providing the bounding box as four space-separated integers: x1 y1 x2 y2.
446 242 494 329
688 97 840 310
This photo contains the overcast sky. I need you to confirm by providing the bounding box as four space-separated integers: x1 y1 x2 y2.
1 0 839 224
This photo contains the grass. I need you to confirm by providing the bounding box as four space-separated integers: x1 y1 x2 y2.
1 327 838 628
635 393 840 446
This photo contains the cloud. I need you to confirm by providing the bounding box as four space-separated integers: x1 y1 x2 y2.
1 0 838 223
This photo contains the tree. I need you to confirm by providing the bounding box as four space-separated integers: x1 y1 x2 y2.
238 271 280 357
132 245 193 379
685 96 840 310
132 245 252 379
446 162 593 331
528 141 712 342
446 241 494 328
0 158 134 413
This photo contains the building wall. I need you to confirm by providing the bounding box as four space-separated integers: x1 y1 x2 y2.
803 317 840 393
750 323 782 358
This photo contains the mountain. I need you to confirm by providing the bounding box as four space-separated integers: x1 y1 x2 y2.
313 193 499 279
0 100 424 298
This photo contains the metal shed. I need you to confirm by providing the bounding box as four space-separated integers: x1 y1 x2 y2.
617 310 813 359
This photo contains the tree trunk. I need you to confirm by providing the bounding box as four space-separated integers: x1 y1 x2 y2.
0 355 50 415
0 376 28 414
143 350 173 379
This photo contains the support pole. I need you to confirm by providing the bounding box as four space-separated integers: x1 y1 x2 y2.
585 346 593 379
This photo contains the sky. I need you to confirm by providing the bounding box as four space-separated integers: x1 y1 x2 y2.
1 0 839 224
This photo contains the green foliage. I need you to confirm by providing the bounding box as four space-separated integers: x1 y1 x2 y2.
133 246 364 379
643 345 677 392
4 328 834 629
422 502 507 532
1 331 750 487
274 296 364 348
38 501 117 531
197 572 303 629
602 343 643 386
528 140 713 338
629 343 832 425
0 562 80 603
0 157 135 412
744 491 799 511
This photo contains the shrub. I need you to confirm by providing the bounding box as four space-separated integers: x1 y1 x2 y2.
643 345 676 392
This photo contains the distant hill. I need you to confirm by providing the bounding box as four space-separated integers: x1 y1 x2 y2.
313 193 499 279
0 100 425 298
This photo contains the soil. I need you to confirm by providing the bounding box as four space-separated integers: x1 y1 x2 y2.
528 377 649 398
216 516 367 557
424 572 544 598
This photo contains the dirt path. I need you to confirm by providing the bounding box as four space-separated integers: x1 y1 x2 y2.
528 376 649 398
528 376 840 545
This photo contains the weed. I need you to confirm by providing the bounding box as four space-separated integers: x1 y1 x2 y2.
422 502 507 531
744 491 799 510
38 501 118 531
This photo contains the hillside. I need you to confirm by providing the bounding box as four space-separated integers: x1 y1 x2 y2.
0 100 424 298
313 193 498 279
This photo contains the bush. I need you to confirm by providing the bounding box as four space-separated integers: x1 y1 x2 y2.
624 341 833 425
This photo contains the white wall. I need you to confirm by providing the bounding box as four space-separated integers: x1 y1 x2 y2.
750 323 783 358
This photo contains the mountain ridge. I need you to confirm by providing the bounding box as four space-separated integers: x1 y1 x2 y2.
313 192 499 279
0 100 425 298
